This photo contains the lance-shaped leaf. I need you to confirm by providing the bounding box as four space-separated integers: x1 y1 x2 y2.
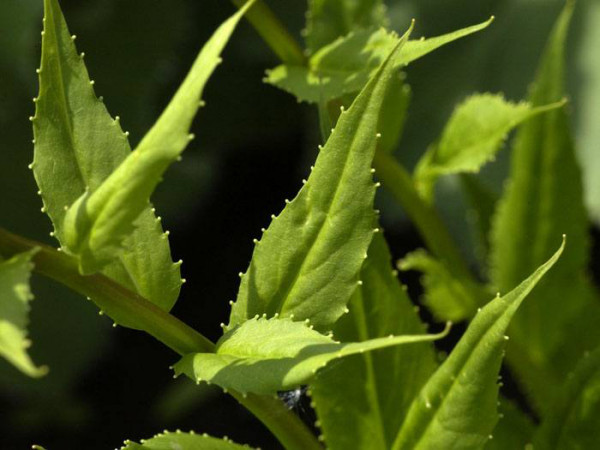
32 0 181 310
305 0 388 54
533 346 600 449
310 233 438 450
58 1 253 274
489 0 600 412
414 93 564 201
266 18 493 104
122 431 254 450
378 73 411 154
174 316 449 395
399 249 490 322
391 238 563 450
228 30 409 332
0 250 47 377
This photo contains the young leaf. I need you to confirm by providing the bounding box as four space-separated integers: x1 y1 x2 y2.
305 0 388 54
266 18 493 104
122 431 254 449
0 250 47 377
310 233 438 450
173 316 449 395
399 249 490 322
533 346 600 449
227 30 409 332
32 0 181 310
59 1 254 274
378 73 411 154
489 0 600 411
391 238 564 450
414 93 563 201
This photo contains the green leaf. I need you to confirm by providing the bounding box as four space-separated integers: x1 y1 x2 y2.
489 0 600 412
57 1 253 274
391 238 564 450
174 316 449 395
228 30 409 332
122 431 254 450
32 0 181 310
0 250 47 377
533 346 600 449
484 399 535 450
266 18 493 104
378 73 411 154
310 233 438 450
414 93 563 201
305 0 388 54
399 249 490 322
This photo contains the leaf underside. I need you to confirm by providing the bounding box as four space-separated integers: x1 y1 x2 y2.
174 316 447 395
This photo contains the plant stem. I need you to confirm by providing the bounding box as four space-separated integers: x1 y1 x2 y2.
231 0 306 65
0 227 321 450
372 151 473 281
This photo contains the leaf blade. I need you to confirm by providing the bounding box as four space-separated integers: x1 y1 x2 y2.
122 431 255 450
174 316 448 395
0 250 47 377
228 29 410 332
392 239 564 450
33 0 181 310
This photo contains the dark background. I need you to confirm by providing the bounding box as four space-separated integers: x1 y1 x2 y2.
1 0 599 448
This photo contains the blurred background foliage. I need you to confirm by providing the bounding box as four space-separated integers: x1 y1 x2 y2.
0 0 599 448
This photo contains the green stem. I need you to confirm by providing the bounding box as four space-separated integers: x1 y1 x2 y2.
372 151 473 280
232 0 306 65
0 227 321 450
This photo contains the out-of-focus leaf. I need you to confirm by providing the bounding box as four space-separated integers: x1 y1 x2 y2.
414 93 563 201
484 399 535 450
489 0 600 412
378 72 411 154
0 250 47 377
266 18 493 103
305 0 388 54
533 346 600 449
174 316 448 395
399 248 490 322
310 233 437 450
392 239 563 449
228 34 408 332
32 0 181 310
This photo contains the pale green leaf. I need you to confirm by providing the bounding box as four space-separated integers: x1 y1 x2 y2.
266 18 493 103
122 431 254 450
399 249 490 322
32 0 181 310
305 0 388 54
489 0 600 412
484 399 534 450
533 346 600 449
414 93 563 201
174 317 448 395
0 250 47 377
228 30 408 332
392 239 563 450
59 1 253 274
310 233 437 450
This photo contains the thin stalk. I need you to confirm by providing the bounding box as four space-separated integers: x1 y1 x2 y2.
0 227 321 450
231 0 306 65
